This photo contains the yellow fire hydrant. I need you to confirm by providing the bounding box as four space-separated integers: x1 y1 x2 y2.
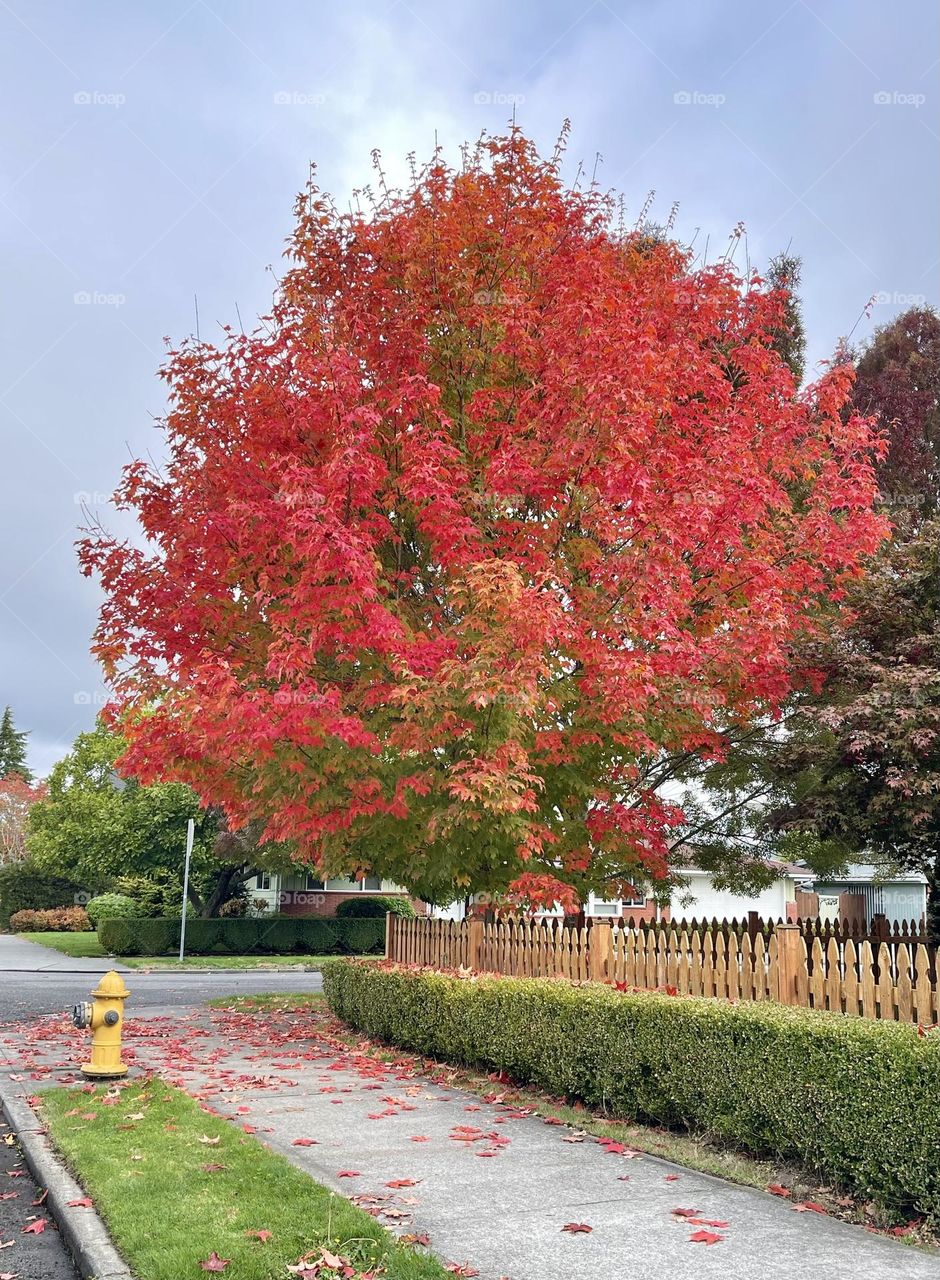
71 970 130 1078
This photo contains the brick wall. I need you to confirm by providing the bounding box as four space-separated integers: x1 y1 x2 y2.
277 891 428 918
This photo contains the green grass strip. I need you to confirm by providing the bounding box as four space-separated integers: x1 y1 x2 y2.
42 1080 450 1280
22 931 107 958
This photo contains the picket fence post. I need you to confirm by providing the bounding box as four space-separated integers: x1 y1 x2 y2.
775 922 805 1006
468 917 485 971
385 911 396 962
590 922 612 983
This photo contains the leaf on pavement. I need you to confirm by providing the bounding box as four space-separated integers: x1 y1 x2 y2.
688 1230 724 1245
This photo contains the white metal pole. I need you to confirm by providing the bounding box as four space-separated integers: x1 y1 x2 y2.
179 818 195 962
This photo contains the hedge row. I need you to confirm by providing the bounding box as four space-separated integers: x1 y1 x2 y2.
321 960 940 1218
98 915 385 957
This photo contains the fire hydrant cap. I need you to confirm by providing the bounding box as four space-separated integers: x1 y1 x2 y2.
91 970 130 1000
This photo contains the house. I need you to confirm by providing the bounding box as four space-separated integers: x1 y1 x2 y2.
796 863 927 928
432 861 805 925
245 871 427 918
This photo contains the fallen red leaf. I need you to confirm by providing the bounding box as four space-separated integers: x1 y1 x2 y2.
792 1202 827 1215
688 1229 724 1245
246 1229 272 1242
199 1252 231 1271
766 1183 791 1197
21 1219 45 1235
387 1178 421 1188
336 1170 361 1178
291 1138 317 1147
67 1198 93 1208
561 1223 592 1234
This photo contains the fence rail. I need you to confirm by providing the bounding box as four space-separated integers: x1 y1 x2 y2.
385 914 940 1024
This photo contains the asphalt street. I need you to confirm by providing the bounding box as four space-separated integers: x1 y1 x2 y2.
0 1108 79 1278
0 931 324 1023
0 968 324 1023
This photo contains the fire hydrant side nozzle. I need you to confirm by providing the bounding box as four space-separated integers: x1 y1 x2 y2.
74 969 129 1079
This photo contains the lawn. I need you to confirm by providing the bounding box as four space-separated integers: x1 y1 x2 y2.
20 931 106 958
42 1079 450 1280
18 933 350 969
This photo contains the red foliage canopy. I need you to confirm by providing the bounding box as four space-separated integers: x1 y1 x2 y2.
81 130 885 908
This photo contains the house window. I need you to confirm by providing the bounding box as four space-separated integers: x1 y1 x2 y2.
305 873 325 891
255 872 271 891
589 898 622 917
621 888 646 908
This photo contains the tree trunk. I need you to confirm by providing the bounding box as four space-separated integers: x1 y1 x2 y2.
200 864 253 918
926 853 940 948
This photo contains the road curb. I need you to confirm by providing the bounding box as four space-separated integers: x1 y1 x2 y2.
0 1082 132 1279
129 964 322 973
0 965 319 974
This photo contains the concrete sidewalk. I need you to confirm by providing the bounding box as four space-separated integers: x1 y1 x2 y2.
112 1004 940 1280
0 933 131 973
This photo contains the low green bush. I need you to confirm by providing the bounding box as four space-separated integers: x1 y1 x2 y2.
86 893 142 928
321 960 940 1219
335 895 415 919
97 915 385 957
0 861 90 929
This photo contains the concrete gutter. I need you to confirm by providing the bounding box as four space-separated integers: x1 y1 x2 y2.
0 1083 132 1279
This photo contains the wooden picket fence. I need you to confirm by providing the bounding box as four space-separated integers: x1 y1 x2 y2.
385 914 940 1024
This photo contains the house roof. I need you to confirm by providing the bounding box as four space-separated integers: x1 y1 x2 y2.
797 862 928 887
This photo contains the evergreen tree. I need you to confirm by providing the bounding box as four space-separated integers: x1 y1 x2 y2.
766 251 806 387
0 707 31 782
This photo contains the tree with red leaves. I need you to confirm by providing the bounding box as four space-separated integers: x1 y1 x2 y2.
0 774 45 866
854 306 940 518
81 129 884 909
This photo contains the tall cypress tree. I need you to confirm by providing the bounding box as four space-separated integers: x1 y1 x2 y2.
767 251 806 387
0 707 31 781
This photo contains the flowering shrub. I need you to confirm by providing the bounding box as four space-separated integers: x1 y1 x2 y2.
10 905 91 932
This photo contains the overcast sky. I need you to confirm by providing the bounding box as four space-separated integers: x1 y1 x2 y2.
1 0 937 777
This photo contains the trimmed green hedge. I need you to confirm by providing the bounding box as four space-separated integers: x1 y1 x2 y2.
97 915 385 957
335 895 415 919
321 960 940 1218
